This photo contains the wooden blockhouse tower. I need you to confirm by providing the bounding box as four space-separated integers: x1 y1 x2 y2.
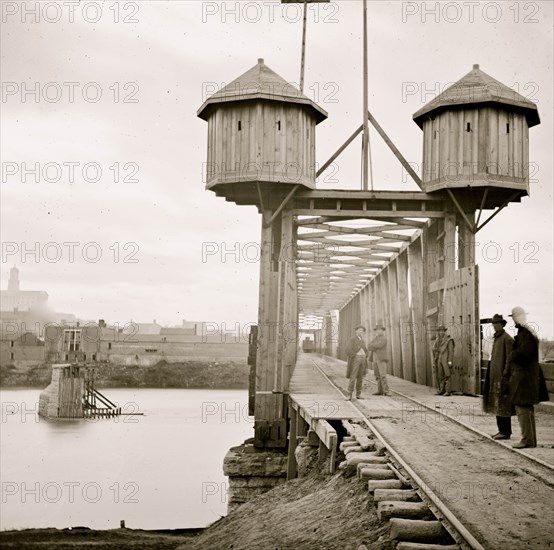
414 64 540 202
197 58 327 194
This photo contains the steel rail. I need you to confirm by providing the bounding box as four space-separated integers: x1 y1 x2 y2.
309 357 487 550
359 371 554 473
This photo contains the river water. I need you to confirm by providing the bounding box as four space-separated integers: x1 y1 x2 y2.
0 388 253 530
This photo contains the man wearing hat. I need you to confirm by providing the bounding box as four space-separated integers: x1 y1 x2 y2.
483 314 515 440
367 324 390 396
432 326 454 396
508 307 549 448
345 325 369 400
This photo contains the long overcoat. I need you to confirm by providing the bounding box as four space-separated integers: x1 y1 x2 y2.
483 329 515 416
509 324 549 406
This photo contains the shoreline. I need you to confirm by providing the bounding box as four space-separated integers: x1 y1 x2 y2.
0 526 203 550
0 360 249 390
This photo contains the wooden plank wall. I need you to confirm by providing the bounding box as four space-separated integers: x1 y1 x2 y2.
397 250 413 382
58 366 84 418
254 206 299 446
279 208 299 390
422 107 529 187
424 219 442 388
337 297 361 361
335 217 480 394
442 265 480 394
324 314 337 357
207 102 316 187
255 210 285 444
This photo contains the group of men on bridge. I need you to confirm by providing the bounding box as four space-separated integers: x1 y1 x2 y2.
483 306 548 449
345 324 390 400
345 306 548 449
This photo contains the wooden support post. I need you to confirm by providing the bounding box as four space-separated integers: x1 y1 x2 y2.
368 279 376 335
324 314 333 356
316 125 363 178
329 432 337 474
367 111 423 189
278 207 298 393
387 258 403 378
380 268 393 377
408 235 427 385
424 221 440 386
255 209 290 447
287 402 298 480
300 0 308 93
457 210 475 269
297 414 308 438
443 212 457 290
362 0 369 190
318 439 329 462
397 250 414 381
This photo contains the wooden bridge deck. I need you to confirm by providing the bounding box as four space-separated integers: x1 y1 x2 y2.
288 354 364 425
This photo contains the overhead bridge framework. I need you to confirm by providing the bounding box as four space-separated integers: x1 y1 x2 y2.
209 186 525 449
219 185 499 447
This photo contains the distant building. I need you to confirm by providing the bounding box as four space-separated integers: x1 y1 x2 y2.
0 267 48 312
125 320 162 335
0 271 248 368
0 331 45 367
161 327 197 336
170 319 207 336
0 309 44 339
45 319 248 367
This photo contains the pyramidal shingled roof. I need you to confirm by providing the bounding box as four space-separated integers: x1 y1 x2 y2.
413 64 540 128
197 58 328 124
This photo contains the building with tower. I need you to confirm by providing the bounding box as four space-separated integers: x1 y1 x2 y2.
1 267 48 312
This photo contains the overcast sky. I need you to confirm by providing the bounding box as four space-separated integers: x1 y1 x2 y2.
1 0 552 337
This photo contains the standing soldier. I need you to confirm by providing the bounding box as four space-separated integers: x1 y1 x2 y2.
508 307 549 448
345 325 368 401
432 326 454 396
367 324 390 396
483 314 515 440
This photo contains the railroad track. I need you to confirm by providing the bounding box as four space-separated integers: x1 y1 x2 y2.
362 375 554 473
315 355 554 472
308 357 554 550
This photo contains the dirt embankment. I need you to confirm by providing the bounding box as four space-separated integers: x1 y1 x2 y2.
0 460 394 550
0 360 249 389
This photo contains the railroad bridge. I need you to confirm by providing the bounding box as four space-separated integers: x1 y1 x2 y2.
196 4 551 547
198 56 540 448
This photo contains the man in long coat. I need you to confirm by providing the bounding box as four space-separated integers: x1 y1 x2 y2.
508 306 549 448
345 325 368 400
483 314 515 440
432 326 454 396
367 325 390 396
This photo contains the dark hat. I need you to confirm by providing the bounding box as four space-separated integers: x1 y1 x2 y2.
374 324 385 331
354 325 366 331
437 325 447 332
491 314 507 325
